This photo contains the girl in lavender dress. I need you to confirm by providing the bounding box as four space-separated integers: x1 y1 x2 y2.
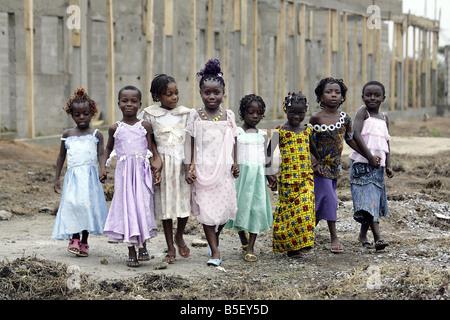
104 86 161 268
52 88 108 258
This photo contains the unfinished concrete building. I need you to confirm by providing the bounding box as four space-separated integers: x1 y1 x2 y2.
0 0 441 139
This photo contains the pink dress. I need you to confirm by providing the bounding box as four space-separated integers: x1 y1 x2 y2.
350 110 391 167
104 121 157 247
185 109 238 230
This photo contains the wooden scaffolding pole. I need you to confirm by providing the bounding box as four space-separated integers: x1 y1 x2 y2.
390 23 397 111
107 0 115 125
223 0 230 109
299 4 306 91
145 0 155 107
207 0 213 59
403 21 409 110
24 0 35 139
326 10 331 77
342 12 348 113
252 0 258 94
190 0 197 108
412 26 417 109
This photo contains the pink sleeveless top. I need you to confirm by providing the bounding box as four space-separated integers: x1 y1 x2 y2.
350 109 390 167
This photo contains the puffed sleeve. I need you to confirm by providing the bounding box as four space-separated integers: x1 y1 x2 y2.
185 109 198 138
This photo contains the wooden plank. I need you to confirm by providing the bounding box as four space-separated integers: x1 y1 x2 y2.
326 10 331 77
343 11 348 113
107 0 115 125
390 23 397 111
352 20 357 113
70 0 81 47
207 0 213 58
280 0 286 98
164 0 173 36
299 4 306 91
361 16 367 84
404 21 409 110
241 0 248 45
24 0 35 139
146 0 154 107
272 11 281 120
331 10 338 53
252 0 258 94
287 1 295 36
412 26 417 109
234 0 241 31
376 27 381 81
190 0 196 108
223 0 230 109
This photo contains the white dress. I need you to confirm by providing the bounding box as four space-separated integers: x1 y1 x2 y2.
138 105 191 220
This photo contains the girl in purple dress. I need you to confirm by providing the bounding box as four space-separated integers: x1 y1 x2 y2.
103 86 161 268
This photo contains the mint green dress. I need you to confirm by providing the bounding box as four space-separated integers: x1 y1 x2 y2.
225 128 273 234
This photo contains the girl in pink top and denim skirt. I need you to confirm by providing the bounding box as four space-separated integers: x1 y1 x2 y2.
350 81 394 251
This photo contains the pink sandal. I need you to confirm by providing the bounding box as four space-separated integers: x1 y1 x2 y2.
77 243 89 257
68 239 80 255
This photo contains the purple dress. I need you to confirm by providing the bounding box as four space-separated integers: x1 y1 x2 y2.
104 121 157 247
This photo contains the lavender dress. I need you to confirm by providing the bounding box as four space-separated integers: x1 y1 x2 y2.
104 121 157 247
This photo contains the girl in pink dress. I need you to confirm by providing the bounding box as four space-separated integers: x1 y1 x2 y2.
185 59 239 267
103 86 161 268
350 81 394 251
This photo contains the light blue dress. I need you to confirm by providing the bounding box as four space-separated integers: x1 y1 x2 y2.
225 128 273 234
52 130 108 240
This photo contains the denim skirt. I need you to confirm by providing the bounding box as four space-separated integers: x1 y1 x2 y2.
350 161 389 224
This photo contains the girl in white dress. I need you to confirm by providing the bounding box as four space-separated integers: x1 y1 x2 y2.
139 75 192 264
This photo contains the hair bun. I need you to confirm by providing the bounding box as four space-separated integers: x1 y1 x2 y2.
198 59 222 77
74 87 87 98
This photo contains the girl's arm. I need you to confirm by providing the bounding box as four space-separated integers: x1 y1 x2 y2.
103 124 117 176
143 121 161 185
184 134 196 184
266 130 280 191
385 115 394 178
309 137 323 176
348 110 380 168
231 137 240 179
54 131 69 194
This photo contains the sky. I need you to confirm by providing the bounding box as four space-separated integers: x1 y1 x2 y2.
402 0 450 47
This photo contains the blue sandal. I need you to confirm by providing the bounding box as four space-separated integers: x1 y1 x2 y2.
207 258 222 267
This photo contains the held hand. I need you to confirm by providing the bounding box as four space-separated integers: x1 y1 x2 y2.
312 162 323 175
369 155 382 168
150 156 163 175
153 171 162 186
231 163 240 179
267 175 278 191
54 181 62 194
386 167 394 179
185 166 197 184
99 169 109 184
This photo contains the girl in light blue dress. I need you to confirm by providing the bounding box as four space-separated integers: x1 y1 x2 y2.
225 94 275 262
52 88 108 258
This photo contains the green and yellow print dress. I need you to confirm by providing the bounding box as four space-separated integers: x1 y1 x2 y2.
273 126 315 253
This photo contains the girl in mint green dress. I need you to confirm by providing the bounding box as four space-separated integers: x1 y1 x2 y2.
225 94 275 262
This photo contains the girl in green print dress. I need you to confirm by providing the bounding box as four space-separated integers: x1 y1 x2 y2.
268 92 321 258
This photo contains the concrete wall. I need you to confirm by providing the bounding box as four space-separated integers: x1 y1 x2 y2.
0 0 406 138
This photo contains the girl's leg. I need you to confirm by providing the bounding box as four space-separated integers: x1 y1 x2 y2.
138 242 150 261
328 221 344 252
162 219 177 261
238 231 249 247
127 245 139 267
80 230 89 244
204 224 221 260
370 221 389 250
246 233 257 255
175 217 190 258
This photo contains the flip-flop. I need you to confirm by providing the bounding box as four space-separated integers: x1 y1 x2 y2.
244 253 258 262
207 258 222 267
375 239 389 251
241 244 248 253
175 242 191 258
331 242 344 253
163 254 176 264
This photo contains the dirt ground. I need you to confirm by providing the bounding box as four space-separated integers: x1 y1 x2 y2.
0 116 449 301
